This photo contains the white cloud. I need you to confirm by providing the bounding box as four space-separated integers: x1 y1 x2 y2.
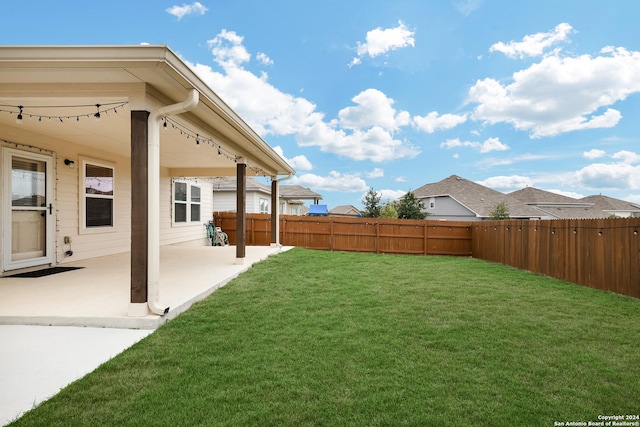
476 175 533 191
395 176 407 183
412 111 467 133
612 150 640 164
379 189 406 202
290 171 368 193
351 20 415 66
338 89 410 131
625 194 640 204
166 2 207 20
583 149 606 160
272 146 313 171
187 30 419 163
297 121 420 162
207 30 251 69
366 168 384 178
454 0 483 16
468 46 640 138
440 137 509 153
575 161 640 189
490 23 573 59
256 52 273 66
545 189 584 199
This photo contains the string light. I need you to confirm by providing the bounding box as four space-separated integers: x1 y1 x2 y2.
163 116 270 177
0 101 128 123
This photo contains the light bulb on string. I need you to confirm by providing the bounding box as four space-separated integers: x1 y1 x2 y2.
94 104 101 120
16 106 23 124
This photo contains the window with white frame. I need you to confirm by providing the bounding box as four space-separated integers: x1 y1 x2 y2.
259 198 269 214
280 201 285 215
173 181 201 223
83 161 114 228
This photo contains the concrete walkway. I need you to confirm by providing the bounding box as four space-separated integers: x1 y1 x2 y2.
0 325 152 426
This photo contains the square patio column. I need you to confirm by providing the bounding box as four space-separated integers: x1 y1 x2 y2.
129 110 150 316
236 161 246 264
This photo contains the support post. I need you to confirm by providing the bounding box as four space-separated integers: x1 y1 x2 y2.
129 110 150 316
236 161 247 263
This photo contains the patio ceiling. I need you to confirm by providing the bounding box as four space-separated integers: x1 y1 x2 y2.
0 45 294 178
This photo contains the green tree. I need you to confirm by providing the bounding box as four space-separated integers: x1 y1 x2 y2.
488 201 510 220
396 191 426 220
362 187 382 218
380 201 398 219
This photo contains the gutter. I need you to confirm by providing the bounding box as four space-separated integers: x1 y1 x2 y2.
147 89 199 315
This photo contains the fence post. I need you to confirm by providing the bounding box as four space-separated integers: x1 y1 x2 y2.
330 218 334 251
424 223 428 255
375 221 379 254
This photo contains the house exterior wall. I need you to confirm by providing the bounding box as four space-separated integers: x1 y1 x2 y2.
212 191 237 213
159 172 214 246
423 196 479 221
212 190 271 215
1 136 218 272
1 136 132 268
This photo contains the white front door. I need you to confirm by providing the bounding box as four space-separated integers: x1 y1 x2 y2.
2 148 55 271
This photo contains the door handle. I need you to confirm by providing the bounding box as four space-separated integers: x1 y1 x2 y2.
49 203 53 215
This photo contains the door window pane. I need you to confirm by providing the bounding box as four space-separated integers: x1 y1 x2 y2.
11 157 46 207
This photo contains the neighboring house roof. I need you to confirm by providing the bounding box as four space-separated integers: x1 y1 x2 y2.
509 187 581 205
578 195 640 218
211 176 270 193
414 175 541 219
509 187 640 219
211 178 324 202
279 185 323 201
329 205 362 217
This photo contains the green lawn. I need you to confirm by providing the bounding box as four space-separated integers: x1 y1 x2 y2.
11 248 640 426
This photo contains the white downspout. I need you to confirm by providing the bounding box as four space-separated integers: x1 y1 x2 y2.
273 174 293 246
147 89 199 315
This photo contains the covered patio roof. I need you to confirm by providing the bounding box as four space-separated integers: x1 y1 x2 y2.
0 45 294 178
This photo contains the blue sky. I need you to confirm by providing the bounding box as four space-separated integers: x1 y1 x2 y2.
3 1 640 209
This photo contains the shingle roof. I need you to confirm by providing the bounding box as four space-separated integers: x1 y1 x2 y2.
329 205 361 216
509 187 580 204
414 175 541 218
279 185 323 200
579 195 640 217
211 176 270 193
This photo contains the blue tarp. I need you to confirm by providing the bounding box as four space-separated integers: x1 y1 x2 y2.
308 204 328 216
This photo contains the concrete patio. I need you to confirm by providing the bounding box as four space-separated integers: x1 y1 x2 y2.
0 244 290 329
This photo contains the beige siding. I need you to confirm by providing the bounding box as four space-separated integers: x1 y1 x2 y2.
57 149 132 263
212 192 236 212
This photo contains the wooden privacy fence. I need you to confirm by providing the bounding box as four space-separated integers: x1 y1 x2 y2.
214 212 472 256
471 218 640 299
214 212 639 299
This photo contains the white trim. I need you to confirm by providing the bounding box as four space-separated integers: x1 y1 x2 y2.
172 179 203 225
79 156 116 234
2 148 55 271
